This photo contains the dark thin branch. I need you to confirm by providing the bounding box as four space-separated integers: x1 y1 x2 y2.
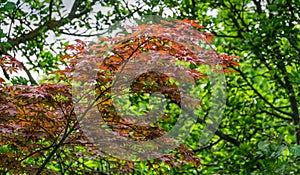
215 130 240 146
259 109 293 121
193 139 222 152
0 65 10 80
281 65 300 144
49 0 54 20
232 66 293 117
252 0 262 14
20 62 38 85
60 30 106 37
196 118 240 146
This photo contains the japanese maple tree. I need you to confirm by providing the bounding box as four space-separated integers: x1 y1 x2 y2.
0 18 238 174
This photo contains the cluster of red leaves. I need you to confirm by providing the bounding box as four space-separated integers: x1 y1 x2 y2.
78 19 239 142
0 55 23 85
0 55 23 74
46 39 87 82
0 19 239 174
0 84 77 173
65 19 238 168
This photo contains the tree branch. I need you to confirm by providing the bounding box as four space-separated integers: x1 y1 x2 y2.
20 62 38 85
252 0 262 14
0 65 10 80
196 118 240 146
281 65 300 144
215 130 240 146
259 109 293 121
232 66 293 117
49 0 54 20
7 0 97 49
193 139 222 152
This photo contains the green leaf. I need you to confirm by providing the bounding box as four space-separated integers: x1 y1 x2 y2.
289 146 300 157
3 1 16 10
0 28 5 38
0 41 12 51
258 140 270 153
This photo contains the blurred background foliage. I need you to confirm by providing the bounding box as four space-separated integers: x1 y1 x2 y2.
0 0 299 174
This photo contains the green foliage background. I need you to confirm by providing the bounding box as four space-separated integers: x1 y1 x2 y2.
0 0 299 174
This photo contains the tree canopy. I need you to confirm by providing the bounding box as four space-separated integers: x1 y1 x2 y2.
0 0 299 174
